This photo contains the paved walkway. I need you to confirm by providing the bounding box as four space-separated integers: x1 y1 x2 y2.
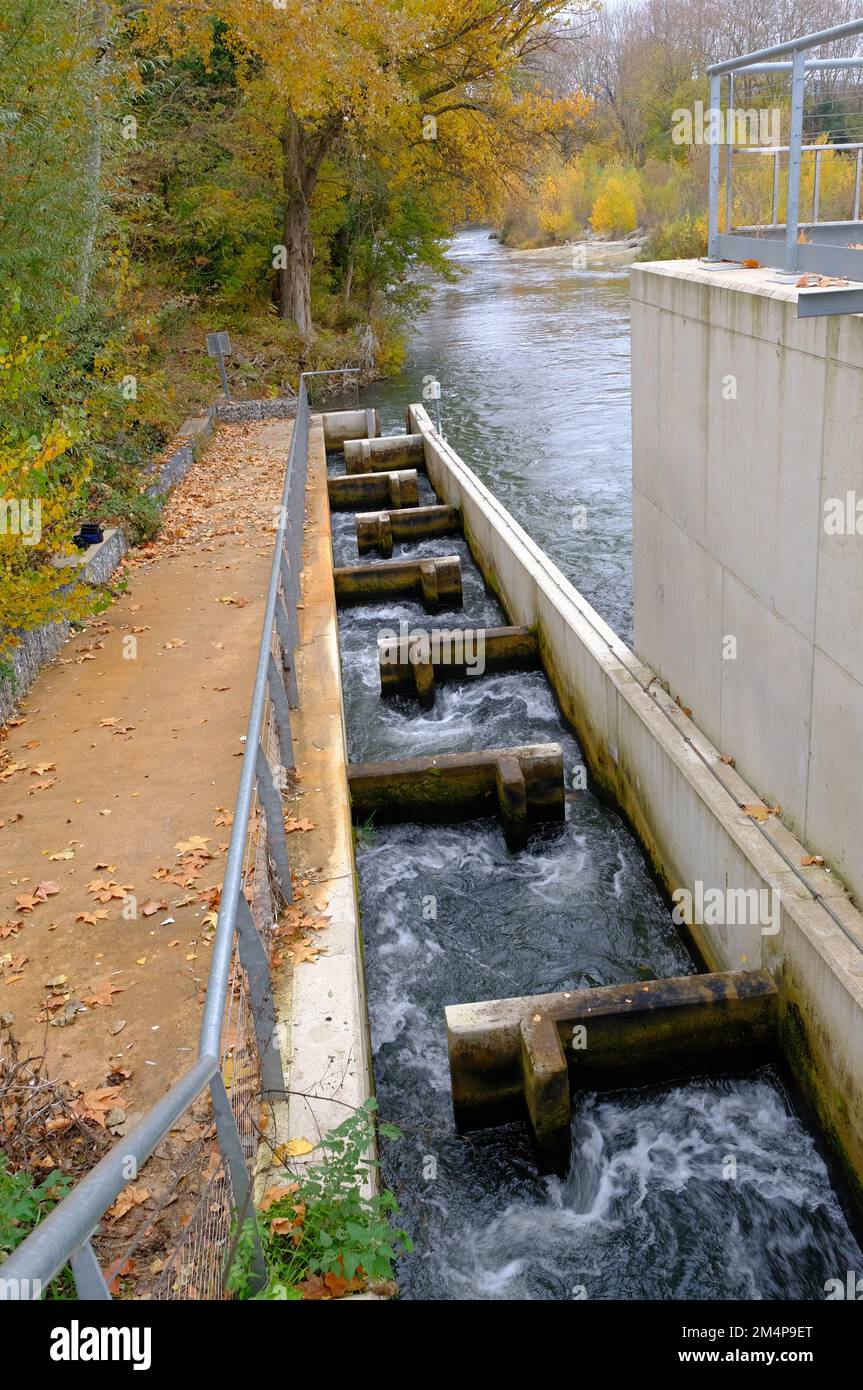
0 420 291 1124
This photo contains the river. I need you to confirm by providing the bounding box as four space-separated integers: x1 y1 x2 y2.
361 227 636 643
340 229 863 1300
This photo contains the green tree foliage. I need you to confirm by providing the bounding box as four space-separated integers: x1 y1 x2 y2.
0 0 96 325
0 302 97 667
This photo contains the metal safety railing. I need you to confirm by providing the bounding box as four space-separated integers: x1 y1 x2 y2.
707 18 863 281
0 369 357 1301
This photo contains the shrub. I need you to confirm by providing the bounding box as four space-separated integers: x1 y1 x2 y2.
0 1154 73 1265
0 310 95 662
639 212 707 261
591 175 638 237
227 1100 411 1300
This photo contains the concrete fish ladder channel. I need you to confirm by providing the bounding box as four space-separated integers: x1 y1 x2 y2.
319 406 863 1220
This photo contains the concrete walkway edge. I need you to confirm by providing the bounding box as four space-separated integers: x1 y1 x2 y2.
260 415 375 1187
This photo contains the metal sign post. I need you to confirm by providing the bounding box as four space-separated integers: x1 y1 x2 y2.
206 330 233 399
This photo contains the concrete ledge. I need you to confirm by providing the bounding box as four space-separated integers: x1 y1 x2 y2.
355 503 461 557
343 433 425 473
322 409 380 451
447 968 778 1121
408 400 863 1202
328 469 420 511
347 743 565 851
379 624 539 706
261 414 374 1184
333 555 463 613
447 968 778 1172
52 526 128 582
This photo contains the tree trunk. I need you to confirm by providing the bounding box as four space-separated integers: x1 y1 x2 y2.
280 194 314 336
279 112 336 336
77 0 109 307
341 256 354 308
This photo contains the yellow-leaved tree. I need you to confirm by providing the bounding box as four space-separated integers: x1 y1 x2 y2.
134 0 590 335
0 320 94 672
590 173 639 237
537 162 592 241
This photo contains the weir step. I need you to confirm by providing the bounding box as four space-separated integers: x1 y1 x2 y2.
322 408 381 452
333 555 463 613
356 503 461 558
347 743 564 851
446 968 778 1173
344 433 425 473
379 625 540 708
327 469 420 512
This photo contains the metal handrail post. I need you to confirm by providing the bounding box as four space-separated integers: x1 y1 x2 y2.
725 73 734 232
70 1241 111 1300
267 652 295 768
235 894 286 1097
255 742 293 901
209 1075 267 1293
785 47 807 273
708 71 721 256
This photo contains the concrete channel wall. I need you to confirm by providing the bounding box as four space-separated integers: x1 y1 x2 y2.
407 401 863 1201
631 261 863 909
262 415 375 1191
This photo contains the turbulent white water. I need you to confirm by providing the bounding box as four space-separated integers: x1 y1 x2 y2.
332 231 863 1299
407 1077 861 1302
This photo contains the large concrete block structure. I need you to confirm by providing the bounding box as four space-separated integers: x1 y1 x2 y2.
631 261 863 905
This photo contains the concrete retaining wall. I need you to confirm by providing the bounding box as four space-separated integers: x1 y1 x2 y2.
631 260 863 910
408 401 863 1201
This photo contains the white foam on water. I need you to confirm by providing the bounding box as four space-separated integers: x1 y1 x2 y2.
424 1077 862 1300
612 849 627 899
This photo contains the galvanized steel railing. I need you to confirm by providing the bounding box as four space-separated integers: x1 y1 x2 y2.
707 18 863 280
0 369 355 1300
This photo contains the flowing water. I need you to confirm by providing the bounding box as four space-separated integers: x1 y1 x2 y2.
331 230 863 1299
360 228 636 642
